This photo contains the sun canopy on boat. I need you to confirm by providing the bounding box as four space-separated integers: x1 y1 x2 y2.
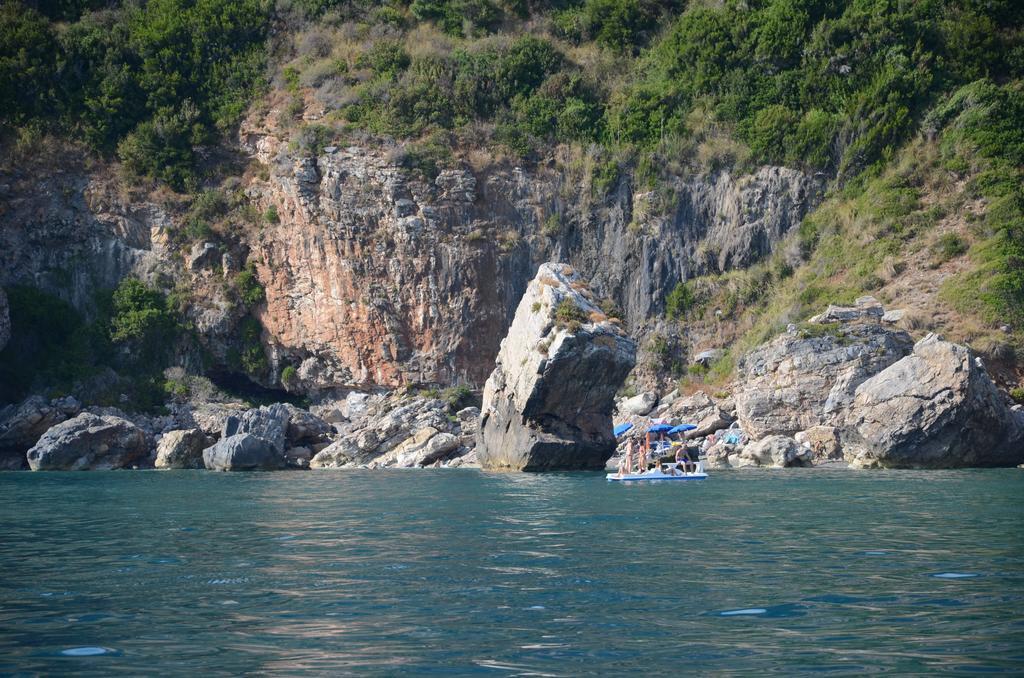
613 423 634 437
668 424 696 435
647 423 674 434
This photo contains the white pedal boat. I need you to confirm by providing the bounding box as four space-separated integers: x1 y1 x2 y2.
607 461 708 482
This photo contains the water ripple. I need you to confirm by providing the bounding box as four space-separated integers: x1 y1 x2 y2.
0 468 1020 674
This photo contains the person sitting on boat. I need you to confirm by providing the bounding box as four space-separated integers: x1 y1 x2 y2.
675 445 697 474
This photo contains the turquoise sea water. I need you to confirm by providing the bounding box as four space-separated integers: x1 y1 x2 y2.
1 468 1022 675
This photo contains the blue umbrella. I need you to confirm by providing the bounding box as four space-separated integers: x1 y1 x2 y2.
647 423 673 434
613 423 634 437
668 424 697 435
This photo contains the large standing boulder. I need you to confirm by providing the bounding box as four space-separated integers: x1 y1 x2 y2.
26 413 149 470
203 433 285 471
736 322 913 439
843 334 1024 468
155 429 208 469
477 263 636 471
0 396 81 469
0 287 9 352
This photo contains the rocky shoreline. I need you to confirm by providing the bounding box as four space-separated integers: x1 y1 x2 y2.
2 282 1022 473
609 296 1024 470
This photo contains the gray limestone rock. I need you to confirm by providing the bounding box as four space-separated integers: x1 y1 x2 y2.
26 413 148 471
669 392 734 439
477 263 636 471
203 433 285 471
693 349 724 367
310 438 359 469
187 242 220 271
808 296 884 324
843 334 1024 468
285 446 313 468
232 404 291 453
621 392 658 416
155 429 208 469
281 404 331 447
0 396 81 469
374 427 454 468
738 435 810 468
795 426 842 462
736 323 913 439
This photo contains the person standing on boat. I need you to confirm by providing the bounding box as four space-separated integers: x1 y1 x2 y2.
618 438 635 476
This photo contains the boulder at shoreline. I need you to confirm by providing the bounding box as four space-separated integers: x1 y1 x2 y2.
203 433 285 471
26 413 149 471
735 321 913 440
0 396 81 470
477 263 636 471
155 429 208 469
843 334 1024 468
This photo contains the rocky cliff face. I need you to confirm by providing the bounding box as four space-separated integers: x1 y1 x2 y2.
0 160 173 314
1 133 820 395
240 126 820 391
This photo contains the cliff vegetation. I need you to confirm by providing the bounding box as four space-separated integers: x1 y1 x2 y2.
1 0 1023 406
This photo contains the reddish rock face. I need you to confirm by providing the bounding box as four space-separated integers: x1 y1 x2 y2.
248 142 821 393
251 147 519 389
0 129 820 397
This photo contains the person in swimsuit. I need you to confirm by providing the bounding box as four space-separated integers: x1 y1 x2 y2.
676 445 696 474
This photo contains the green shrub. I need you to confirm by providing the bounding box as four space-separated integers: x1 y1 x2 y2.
745 105 798 165
582 0 655 54
0 3 58 126
234 264 265 308
554 298 587 329
1010 387 1024 404
933 233 968 263
357 41 410 78
410 0 501 36
648 332 684 376
117 105 203 191
441 384 474 409
109 278 177 361
592 156 620 197
291 123 334 157
164 378 189 398
264 205 279 224
665 281 694 319
231 316 267 377
281 365 298 387
7 0 268 189
600 297 623 320
0 281 179 409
